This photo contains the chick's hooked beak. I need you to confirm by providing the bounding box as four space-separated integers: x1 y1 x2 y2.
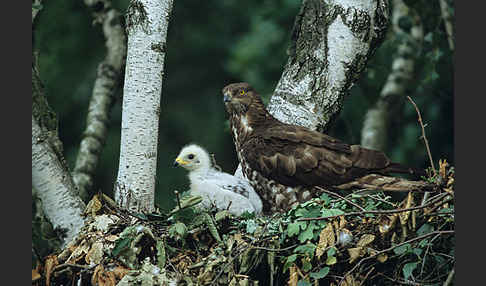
173 157 188 167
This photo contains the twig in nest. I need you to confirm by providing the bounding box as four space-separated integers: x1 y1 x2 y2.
407 96 436 176
316 186 366 212
443 268 455 286
407 96 437 206
174 190 182 210
251 244 298 252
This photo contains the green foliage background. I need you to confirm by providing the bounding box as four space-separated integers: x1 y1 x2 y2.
33 0 453 212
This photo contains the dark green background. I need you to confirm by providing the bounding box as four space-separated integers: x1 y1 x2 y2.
33 0 453 212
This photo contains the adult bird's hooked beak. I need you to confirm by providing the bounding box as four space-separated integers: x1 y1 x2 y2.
223 92 231 103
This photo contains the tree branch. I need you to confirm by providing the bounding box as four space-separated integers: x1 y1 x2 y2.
361 0 424 151
438 0 454 51
268 0 390 132
73 0 127 201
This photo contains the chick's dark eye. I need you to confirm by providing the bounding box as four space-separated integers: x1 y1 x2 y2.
188 154 194 160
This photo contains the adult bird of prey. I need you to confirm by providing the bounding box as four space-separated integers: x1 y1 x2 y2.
174 144 263 216
222 82 433 213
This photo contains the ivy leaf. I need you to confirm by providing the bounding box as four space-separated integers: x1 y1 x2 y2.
287 221 304 237
296 206 321 218
111 237 132 257
393 243 411 255
294 243 316 257
417 223 434 236
297 280 312 286
298 223 318 243
325 256 337 265
402 262 418 280
169 222 187 239
302 258 312 272
283 254 298 272
320 209 345 218
319 193 331 205
418 239 430 248
310 267 330 280
412 248 423 257
327 247 336 257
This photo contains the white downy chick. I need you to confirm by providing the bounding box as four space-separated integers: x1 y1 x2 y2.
174 144 262 216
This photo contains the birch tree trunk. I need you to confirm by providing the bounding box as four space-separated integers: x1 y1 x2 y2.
32 115 86 246
73 0 127 202
268 0 389 132
360 0 423 151
115 0 173 213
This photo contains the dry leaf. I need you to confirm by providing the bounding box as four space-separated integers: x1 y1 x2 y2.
44 255 58 286
85 194 103 217
86 242 104 265
32 268 41 282
377 253 388 263
92 264 117 286
288 265 298 286
67 239 91 264
398 192 413 225
339 216 347 229
347 247 364 263
345 273 357 286
112 266 130 281
316 223 335 259
356 234 375 247
333 219 340 231
326 255 337 266
439 159 448 178
412 210 417 230
105 235 119 242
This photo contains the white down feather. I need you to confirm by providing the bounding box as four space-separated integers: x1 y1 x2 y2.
175 144 262 216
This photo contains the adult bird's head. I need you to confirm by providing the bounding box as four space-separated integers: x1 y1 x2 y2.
222 82 264 115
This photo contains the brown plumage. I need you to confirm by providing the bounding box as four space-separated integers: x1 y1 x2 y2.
223 82 432 213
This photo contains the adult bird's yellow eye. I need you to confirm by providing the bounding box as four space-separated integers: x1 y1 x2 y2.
239 90 245 95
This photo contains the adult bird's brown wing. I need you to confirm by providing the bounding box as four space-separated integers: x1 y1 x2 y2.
262 125 352 154
242 124 418 188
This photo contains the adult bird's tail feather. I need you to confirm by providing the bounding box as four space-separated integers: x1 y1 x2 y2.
384 162 427 179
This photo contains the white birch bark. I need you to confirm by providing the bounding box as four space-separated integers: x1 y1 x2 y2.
361 0 423 151
267 0 389 132
439 0 454 51
115 0 173 213
73 0 127 202
32 116 86 246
